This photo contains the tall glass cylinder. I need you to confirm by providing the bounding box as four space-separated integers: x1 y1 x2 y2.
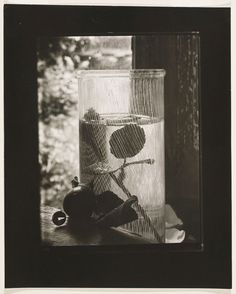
78 69 166 243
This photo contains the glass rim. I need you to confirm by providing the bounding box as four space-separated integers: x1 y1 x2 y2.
78 69 166 78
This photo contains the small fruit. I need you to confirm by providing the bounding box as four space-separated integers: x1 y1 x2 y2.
63 177 95 221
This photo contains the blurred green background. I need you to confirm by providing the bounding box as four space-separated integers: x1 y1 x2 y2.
38 36 132 208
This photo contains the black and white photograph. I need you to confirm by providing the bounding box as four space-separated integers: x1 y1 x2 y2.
39 35 201 246
4 4 231 289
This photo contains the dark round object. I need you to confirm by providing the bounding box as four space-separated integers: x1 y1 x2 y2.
52 211 67 226
63 184 95 220
109 124 146 158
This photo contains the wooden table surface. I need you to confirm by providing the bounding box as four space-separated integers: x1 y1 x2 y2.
41 206 152 246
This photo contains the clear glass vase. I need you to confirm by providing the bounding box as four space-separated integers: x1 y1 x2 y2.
78 69 166 243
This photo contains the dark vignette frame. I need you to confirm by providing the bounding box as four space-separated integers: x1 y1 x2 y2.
4 5 231 288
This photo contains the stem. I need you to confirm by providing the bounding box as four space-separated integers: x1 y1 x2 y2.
123 158 154 169
85 159 155 176
105 158 154 175
109 172 163 243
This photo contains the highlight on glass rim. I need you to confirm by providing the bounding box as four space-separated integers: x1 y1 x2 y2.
38 35 200 246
